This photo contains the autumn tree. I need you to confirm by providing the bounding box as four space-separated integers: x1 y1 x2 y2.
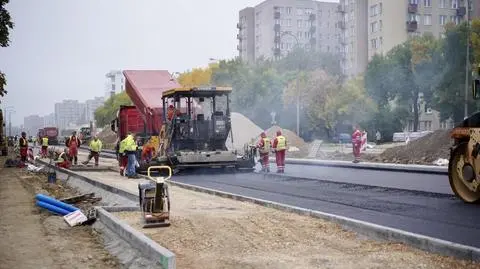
0 0 14 101
94 92 132 127
177 63 219 87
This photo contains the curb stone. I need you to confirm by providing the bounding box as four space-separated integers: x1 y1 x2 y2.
96 207 176 269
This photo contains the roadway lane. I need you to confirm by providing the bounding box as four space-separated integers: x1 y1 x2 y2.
172 172 480 248
271 163 453 194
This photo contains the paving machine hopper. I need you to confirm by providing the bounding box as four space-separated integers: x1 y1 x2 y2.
157 86 256 172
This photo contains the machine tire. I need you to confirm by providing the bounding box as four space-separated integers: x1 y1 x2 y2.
448 143 480 204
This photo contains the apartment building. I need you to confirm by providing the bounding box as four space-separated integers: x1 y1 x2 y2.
105 70 125 98
85 97 105 123
368 0 475 60
337 0 368 77
23 115 44 136
54 100 87 131
237 0 340 63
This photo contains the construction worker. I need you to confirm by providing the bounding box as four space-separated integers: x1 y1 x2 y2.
141 143 155 163
66 131 81 165
120 132 138 178
272 130 287 173
18 132 28 162
55 148 71 169
82 135 102 166
41 135 49 158
167 104 181 121
257 132 271 172
352 125 362 163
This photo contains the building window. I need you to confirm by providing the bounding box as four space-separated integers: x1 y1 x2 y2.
409 13 420 22
297 19 302 27
450 15 459 24
296 8 303 15
287 19 291 27
371 38 378 49
370 21 378 33
409 0 418 4
439 15 447 25
423 0 431 7
286 7 292 14
439 0 446 8
423 14 432 25
370 4 380 16
451 0 458 9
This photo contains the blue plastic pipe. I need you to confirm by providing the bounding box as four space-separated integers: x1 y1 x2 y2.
35 194 79 213
36 200 71 216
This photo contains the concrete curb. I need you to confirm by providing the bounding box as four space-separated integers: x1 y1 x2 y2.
96 207 176 269
168 180 480 262
94 147 448 175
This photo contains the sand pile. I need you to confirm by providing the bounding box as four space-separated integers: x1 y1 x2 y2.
227 112 263 150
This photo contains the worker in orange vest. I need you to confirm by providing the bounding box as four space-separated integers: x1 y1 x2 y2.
18 132 29 162
272 130 287 173
257 132 271 172
66 131 81 165
351 125 362 163
167 104 181 121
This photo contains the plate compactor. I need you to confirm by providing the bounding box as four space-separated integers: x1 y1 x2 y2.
138 166 172 228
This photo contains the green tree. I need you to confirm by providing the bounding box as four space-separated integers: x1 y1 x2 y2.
0 0 14 101
94 92 132 127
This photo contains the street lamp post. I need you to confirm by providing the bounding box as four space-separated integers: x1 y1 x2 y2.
280 31 301 136
4 106 15 137
465 0 470 119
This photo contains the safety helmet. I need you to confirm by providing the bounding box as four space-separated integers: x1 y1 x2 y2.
261 132 266 138
276 130 282 136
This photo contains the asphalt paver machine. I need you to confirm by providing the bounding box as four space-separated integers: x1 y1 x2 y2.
157 86 256 172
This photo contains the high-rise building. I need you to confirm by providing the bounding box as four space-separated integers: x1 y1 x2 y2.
337 0 368 77
105 70 125 98
237 0 340 63
85 97 105 124
43 113 56 127
23 115 44 136
54 100 87 131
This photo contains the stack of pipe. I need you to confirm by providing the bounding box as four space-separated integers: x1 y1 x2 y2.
35 194 80 216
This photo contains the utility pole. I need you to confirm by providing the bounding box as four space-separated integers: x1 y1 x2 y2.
465 0 470 119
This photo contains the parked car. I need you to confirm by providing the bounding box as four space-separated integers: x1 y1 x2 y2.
331 133 351 144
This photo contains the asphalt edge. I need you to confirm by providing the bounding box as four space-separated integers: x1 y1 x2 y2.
168 180 480 262
95 206 176 269
34 159 177 269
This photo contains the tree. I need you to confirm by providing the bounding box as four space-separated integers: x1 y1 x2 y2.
275 48 342 77
177 63 219 87
0 0 14 101
94 92 132 127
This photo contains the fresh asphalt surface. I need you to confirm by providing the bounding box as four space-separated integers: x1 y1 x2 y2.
78 146 480 248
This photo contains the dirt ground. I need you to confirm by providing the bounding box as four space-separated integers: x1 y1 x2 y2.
114 186 479 269
0 156 120 269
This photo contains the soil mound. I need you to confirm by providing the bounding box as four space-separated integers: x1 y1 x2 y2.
97 127 117 145
372 129 451 164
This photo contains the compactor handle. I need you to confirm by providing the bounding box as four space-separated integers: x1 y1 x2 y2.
147 165 172 181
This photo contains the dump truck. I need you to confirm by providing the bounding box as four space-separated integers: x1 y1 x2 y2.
111 70 183 174
38 127 59 145
157 86 256 172
449 73 480 203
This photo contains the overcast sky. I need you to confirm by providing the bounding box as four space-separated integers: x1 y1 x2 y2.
1 0 337 125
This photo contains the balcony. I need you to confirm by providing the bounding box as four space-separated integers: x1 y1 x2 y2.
237 45 241 51
337 4 346 13
338 21 346 29
237 34 242 40
274 48 281 56
406 20 418 32
309 13 316 21
274 36 281 43
274 11 281 19
274 24 280 32
408 3 418 13
309 26 316 33
236 23 242 29
457 6 466 17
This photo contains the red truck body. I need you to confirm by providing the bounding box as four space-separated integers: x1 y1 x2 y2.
38 127 59 145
